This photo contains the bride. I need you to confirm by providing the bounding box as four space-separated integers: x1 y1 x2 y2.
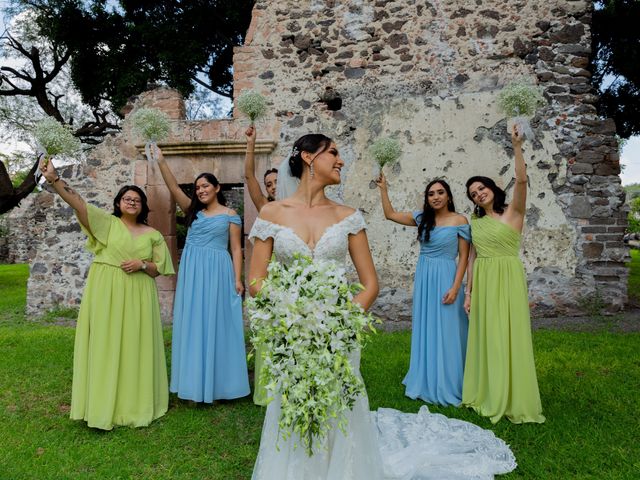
248 134 517 479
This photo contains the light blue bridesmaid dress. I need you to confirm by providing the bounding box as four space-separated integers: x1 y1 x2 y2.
170 211 250 402
403 212 471 406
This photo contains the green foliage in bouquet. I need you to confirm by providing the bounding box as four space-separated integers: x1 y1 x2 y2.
247 254 378 456
497 81 545 118
369 137 402 169
129 108 171 143
33 118 82 158
237 90 267 124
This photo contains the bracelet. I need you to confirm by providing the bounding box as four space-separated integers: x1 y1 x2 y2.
140 261 148 271
47 176 60 185
464 291 471 296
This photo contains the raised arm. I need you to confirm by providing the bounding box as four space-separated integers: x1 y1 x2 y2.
153 146 191 213
248 236 274 297
244 126 269 212
39 158 89 230
348 230 379 310
509 124 527 220
375 172 416 226
229 217 244 295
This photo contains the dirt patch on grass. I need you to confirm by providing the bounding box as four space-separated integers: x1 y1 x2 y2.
533 309 640 333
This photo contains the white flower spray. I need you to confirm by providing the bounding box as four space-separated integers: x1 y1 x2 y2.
237 90 268 125
33 117 82 165
129 107 172 162
369 137 402 172
497 81 545 141
246 254 379 456
32 118 83 187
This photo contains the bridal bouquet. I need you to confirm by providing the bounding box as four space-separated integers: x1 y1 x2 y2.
34 118 82 167
247 254 378 456
370 137 401 172
129 107 171 161
237 89 267 125
497 81 545 140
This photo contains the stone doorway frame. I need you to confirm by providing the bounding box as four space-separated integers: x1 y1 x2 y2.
133 138 277 320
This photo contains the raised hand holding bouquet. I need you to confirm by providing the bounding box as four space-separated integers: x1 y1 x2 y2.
237 90 267 126
246 254 378 456
34 117 82 168
369 137 401 178
497 80 545 141
129 107 171 162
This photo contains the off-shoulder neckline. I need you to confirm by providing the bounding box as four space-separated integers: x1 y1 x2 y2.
254 210 361 252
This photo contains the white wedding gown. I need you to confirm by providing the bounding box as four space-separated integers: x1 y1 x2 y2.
249 211 517 480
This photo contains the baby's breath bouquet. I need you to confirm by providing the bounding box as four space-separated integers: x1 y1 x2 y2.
33 118 82 167
497 81 545 140
129 107 172 161
370 137 402 173
237 89 267 125
247 254 378 456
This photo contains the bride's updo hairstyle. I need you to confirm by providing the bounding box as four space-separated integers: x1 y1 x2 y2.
289 134 333 178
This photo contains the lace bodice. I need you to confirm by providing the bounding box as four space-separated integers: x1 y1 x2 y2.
248 210 366 265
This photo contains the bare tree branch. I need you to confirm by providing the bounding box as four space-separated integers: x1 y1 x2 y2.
0 156 39 215
1 28 120 143
192 75 231 99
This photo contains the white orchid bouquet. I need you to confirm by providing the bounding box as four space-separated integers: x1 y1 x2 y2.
237 89 267 125
497 81 545 140
33 118 82 167
247 254 378 456
129 107 172 161
370 137 402 172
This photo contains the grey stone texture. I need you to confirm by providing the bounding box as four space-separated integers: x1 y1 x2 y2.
238 0 628 319
4 0 630 323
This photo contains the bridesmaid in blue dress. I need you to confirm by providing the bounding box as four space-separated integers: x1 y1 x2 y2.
155 147 250 402
376 174 470 405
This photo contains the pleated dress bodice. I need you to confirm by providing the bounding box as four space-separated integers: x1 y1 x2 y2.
470 215 520 258
185 212 240 250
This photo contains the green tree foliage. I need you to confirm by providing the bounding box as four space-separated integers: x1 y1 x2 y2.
625 183 640 200
628 196 640 233
591 0 640 138
19 0 254 112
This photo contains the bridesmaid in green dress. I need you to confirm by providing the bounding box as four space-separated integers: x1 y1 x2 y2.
40 159 175 430
462 125 545 424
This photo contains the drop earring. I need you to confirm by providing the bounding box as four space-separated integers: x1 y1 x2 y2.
309 160 315 178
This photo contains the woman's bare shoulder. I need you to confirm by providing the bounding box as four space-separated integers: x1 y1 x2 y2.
330 202 357 220
258 200 294 222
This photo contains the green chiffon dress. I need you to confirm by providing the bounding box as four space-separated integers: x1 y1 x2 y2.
462 215 545 424
253 344 268 406
70 204 175 429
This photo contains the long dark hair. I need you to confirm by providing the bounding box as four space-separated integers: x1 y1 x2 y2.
113 185 149 225
465 176 507 217
185 173 226 227
417 179 456 242
289 134 333 178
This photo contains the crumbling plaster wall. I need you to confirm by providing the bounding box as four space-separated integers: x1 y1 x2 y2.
236 0 627 322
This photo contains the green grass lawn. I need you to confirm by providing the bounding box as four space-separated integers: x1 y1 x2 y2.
1 264 639 479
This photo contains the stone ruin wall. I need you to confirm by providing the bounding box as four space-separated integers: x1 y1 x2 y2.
7 0 629 324
236 0 628 323
18 88 278 321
